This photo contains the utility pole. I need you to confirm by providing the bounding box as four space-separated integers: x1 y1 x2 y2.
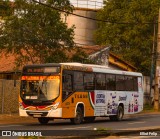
154 8 160 111
150 17 156 106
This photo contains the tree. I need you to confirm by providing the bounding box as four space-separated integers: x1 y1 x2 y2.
71 47 95 64
0 0 75 67
0 0 13 17
95 0 160 75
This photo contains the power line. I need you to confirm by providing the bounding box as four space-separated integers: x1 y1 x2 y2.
31 0 157 25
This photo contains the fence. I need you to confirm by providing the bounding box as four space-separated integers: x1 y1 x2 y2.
70 0 103 10
0 80 20 114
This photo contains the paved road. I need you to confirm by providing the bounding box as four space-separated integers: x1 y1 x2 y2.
0 113 160 130
0 113 160 138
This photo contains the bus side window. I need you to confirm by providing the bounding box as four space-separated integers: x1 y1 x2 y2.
74 72 84 91
133 77 138 91
106 74 116 91
125 76 134 91
84 73 95 90
96 73 106 90
116 75 125 91
63 74 73 91
62 73 73 100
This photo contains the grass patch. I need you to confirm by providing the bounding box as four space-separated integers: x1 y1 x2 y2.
143 104 160 112
143 104 153 111
97 127 112 131
95 127 115 136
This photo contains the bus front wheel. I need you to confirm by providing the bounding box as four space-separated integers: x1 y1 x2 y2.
109 105 124 121
70 107 83 124
38 117 50 124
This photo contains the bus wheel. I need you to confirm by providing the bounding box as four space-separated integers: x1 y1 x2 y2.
117 105 124 121
70 107 83 124
84 117 95 123
38 117 50 124
109 106 124 121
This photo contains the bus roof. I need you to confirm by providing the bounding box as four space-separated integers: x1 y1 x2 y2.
23 63 142 77
60 63 142 76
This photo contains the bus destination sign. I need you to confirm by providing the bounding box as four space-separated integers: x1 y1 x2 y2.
25 67 60 73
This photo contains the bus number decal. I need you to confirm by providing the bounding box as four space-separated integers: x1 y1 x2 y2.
75 94 88 99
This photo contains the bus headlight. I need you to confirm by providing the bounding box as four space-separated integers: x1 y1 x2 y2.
52 102 60 110
19 102 24 110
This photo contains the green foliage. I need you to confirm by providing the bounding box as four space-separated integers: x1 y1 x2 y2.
0 0 75 67
45 49 69 63
0 0 13 17
143 104 154 112
95 0 160 75
71 48 87 62
71 48 95 64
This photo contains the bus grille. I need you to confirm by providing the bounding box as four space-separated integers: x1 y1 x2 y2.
26 111 48 117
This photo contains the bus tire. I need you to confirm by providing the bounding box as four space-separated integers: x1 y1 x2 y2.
84 117 95 123
117 105 124 121
38 117 50 124
70 107 83 124
109 105 124 121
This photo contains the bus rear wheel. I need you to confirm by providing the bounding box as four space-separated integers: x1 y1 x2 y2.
70 107 83 124
109 105 124 121
38 117 50 124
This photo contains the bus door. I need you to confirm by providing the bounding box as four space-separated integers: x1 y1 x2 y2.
94 73 107 116
137 76 143 112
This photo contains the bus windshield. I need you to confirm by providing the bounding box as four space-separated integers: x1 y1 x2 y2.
20 78 60 101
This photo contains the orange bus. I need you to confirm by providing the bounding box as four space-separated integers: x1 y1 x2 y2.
19 63 143 124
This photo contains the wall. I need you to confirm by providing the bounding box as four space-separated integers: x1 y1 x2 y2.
0 80 20 114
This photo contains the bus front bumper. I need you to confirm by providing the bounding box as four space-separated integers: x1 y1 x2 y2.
19 108 62 118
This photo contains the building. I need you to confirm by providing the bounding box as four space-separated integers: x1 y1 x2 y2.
80 45 137 71
62 0 104 46
0 45 137 80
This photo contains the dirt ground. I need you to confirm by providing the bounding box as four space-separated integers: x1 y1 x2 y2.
0 114 37 124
